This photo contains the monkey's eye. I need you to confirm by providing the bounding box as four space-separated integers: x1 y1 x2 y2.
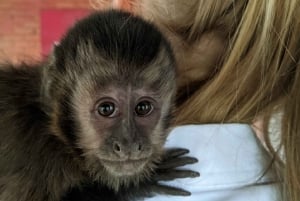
98 102 116 117
135 101 153 117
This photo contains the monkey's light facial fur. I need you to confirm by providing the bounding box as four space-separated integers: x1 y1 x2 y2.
48 10 176 189
77 87 165 178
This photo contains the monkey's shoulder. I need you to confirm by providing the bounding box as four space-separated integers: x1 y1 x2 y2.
0 63 41 95
0 63 44 118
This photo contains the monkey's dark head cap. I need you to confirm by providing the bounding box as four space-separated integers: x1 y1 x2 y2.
55 10 173 70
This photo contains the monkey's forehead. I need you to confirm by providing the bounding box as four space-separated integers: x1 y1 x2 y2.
75 63 176 96
86 86 165 101
56 10 174 68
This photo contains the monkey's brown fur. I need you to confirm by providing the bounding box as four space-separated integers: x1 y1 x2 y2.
0 10 198 201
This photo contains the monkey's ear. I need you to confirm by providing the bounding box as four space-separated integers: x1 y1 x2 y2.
40 42 61 104
53 41 60 47
47 42 60 66
47 41 68 74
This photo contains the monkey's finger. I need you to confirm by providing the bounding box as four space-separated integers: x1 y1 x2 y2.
154 169 200 181
163 148 189 159
152 184 191 196
158 156 198 169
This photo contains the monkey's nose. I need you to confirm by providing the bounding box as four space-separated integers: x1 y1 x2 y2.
133 143 143 152
112 141 143 158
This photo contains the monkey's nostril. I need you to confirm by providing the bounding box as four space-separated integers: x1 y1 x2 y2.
133 143 143 152
138 144 142 151
113 142 121 152
112 141 143 157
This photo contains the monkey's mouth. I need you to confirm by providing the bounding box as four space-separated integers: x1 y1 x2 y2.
101 158 149 177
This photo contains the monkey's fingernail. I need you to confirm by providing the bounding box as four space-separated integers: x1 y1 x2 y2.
187 158 198 164
191 172 200 177
181 191 191 196
181 149 189 153
172 148 189 155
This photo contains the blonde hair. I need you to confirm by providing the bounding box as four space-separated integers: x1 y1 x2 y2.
95 0 300 200
135 0 300 200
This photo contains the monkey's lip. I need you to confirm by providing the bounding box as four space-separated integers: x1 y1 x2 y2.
100 158 149 176
101 158 148 165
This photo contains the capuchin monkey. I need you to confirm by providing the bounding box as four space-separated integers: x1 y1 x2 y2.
0 10 199 201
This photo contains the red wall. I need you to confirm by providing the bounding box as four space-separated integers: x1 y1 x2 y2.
0 0 93 63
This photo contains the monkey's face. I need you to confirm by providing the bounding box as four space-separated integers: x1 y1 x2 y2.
74 84 169 178
65 61 176 192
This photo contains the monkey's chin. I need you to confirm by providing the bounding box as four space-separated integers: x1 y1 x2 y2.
101 159 148 177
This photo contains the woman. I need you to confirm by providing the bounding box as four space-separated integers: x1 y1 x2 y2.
94 0 300 200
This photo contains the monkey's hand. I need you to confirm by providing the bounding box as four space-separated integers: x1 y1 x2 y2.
154 148 199 195
128 148 199 199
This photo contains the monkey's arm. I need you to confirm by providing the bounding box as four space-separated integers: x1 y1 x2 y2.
62 148 199 201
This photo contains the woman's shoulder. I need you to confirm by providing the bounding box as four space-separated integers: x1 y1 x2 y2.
145 124 282 201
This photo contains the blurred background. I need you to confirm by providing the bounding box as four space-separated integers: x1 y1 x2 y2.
0 0 133 63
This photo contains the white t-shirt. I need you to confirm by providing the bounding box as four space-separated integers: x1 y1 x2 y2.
145 124 282 201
